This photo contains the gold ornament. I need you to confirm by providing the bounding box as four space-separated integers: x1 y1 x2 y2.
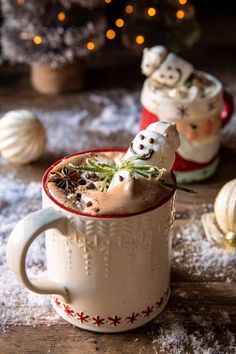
201 179 236 252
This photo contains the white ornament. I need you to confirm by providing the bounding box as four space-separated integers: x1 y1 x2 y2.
0 110 46 165
201 179 236 252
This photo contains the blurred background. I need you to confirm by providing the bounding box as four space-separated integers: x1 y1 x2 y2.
0 0 236 92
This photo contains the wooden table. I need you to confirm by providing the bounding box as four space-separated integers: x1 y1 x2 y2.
0 43 236 353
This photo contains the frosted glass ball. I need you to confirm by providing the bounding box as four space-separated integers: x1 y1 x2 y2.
0 110 46 165
214 179 236 235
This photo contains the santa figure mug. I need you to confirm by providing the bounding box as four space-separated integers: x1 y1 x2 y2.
7 150 175 333
141 73 234 183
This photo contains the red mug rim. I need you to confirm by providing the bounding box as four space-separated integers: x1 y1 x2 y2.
42 149 176 219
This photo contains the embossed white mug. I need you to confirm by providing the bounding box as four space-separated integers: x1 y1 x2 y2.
7 149 175 333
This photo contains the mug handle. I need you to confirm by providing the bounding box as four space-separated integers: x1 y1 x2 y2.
221 89 234 127
7 207 70 303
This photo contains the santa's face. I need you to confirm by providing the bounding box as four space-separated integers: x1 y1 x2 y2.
175 114 221 141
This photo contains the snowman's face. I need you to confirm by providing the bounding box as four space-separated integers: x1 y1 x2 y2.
152 62 182 87
142 47 167 77
141 51 159 76
129 130 165 160
147 122 180 150
152 53 193 88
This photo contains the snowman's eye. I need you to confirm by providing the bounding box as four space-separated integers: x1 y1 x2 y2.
160 74 165 78
167 66 172 70
149 138 154 144
139 134 145 140
139 144 144 150
169 75 173 79
190 123 198 130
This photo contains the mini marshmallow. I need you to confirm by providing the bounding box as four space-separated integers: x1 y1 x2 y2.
108 122 180 191
141 46 168 77
150 53 194 87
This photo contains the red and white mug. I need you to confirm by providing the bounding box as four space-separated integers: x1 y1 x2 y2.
140 72 234 183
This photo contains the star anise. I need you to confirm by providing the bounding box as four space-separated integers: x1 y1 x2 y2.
48 167 80 193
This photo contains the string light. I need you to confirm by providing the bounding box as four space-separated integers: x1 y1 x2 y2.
179 0 187 4
87 41 95 50
57 12 66 21
115 18 124 28
147 7 157 17
104 0 112 3
33 36 42 45
125 5 134 14
136 35 145 45
176 10 185 19
106 29 116 40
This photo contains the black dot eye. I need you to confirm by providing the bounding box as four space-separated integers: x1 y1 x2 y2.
139 134 145 140
160 74 165 78
190 123 198 129
167 66 172 70
149 138 154 144
169 75 173 79
139 144 144 150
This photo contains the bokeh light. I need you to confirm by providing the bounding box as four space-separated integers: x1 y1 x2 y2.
106 29 116 40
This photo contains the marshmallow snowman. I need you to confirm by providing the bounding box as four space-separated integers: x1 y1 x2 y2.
151 53 194 88
141 45 194 88
141 46 168 77
108 122 180 191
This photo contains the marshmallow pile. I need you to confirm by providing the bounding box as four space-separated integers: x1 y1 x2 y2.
108 121 180 190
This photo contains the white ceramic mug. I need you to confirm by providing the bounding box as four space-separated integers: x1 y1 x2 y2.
7 149 175 333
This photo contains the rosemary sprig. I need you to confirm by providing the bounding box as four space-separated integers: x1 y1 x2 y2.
160 179 197 194
67 156 196 194
68 155 165 191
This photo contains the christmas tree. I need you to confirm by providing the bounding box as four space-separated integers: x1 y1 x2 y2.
121 0 200 53
1 0 106 94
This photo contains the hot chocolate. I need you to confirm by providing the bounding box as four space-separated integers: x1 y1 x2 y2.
46 122 180 216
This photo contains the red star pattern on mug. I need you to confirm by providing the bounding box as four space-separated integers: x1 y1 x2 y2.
92 315 105 327
63 304 74 316
156 297 163 309
126 312 140 323
51 287 169 328
142 306 154 318
108 315 121 327
54 297 61 307
76 312 89 323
